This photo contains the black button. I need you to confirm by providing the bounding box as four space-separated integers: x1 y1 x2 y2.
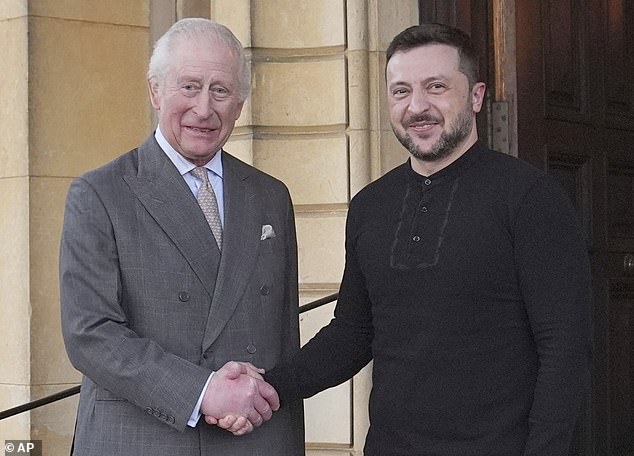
145 407 153 415
412 236 421 242
247 344 257 354
421 206 428 212
259 285 270 296
424 179 432 186
178 292 190 302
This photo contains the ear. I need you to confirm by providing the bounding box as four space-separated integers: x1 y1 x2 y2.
471 82 486 113
147 78 161 110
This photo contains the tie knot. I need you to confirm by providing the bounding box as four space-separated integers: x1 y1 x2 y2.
191 166 209 183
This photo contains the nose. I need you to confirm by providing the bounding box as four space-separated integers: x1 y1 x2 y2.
192 89 213 118
407 89 431 114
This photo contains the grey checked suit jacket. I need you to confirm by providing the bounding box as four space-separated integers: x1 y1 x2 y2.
60 135 304 455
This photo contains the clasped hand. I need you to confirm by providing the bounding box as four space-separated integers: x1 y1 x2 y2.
200 361 278 435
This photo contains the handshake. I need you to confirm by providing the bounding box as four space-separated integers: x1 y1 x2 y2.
200 361 281 436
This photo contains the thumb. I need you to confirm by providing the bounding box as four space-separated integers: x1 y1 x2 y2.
221 361 247 380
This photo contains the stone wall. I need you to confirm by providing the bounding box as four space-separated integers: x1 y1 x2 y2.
0 1 417 454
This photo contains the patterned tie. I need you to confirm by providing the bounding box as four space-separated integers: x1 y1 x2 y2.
191 166 223 250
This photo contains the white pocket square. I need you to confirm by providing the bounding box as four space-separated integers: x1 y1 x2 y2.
261 224 276 240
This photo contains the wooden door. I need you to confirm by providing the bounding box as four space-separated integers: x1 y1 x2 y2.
516 1 634 454
421 0 634 454
418 0 492 142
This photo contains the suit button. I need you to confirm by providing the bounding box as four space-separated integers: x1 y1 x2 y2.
145 407 153 415
259 285 270 296
178 292 190 302
246 344 257 354
153 409 161 417
168 416 175 424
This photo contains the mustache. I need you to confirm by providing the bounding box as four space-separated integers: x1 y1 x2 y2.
404 114 442 127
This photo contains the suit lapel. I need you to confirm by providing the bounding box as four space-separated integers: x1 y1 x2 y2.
123 136 221 298
202 153 260 351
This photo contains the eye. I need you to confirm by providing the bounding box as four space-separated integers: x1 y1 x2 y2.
211 86 231 99
391 87 409 98
180 83 200 96
427 82 447 93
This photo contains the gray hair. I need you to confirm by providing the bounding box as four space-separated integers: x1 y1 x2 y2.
148 18 251 101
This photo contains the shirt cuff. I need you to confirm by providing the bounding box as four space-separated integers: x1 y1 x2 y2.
187 372 214 427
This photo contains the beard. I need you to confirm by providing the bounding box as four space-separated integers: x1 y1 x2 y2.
392 105 474 163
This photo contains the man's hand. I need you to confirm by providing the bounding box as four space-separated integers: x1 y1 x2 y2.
200 361 279 435
206 414 253 436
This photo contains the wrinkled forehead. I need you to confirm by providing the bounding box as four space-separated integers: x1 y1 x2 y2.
167 39 240 74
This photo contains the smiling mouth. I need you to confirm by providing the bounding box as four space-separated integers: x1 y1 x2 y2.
408 121 439 132
185 126 215 133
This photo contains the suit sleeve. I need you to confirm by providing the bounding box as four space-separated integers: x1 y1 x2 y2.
266 197 374 403
279 188 307 451
60 177 211 431
513 176 593 455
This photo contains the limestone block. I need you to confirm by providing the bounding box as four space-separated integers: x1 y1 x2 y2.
296 213 346 284
252 59 346 127
224 133 253 165
29 177 80 385
378 130 408 176
253 136 348 206
31 384 79 456
346 0 370 51
347 50 370 131
368 0 419 52
0 17 28 178
29 17 151 178
0 0 26 21
369 51 390 132
29 0 149 27
0 384 30 440
300 299 351 444
348 130 372 197
210 0 252 48
0 177 30 385
252 0 345 49
306 450 353 456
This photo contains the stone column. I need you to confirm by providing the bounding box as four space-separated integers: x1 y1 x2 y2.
0 0 31 442
0 1 151 454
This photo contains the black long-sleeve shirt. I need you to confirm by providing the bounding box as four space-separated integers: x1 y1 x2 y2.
267 142 592 455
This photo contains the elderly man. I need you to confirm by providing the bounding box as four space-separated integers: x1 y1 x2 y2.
60 18 304 455
221 22 592 456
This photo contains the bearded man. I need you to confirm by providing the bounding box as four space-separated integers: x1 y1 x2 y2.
255 22 592 456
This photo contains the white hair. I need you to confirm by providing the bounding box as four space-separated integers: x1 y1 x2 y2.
148 18 251 101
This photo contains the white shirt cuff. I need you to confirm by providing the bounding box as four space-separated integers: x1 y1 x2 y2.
187 372 214 427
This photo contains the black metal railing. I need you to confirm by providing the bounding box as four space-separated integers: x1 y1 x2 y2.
0 293 338 421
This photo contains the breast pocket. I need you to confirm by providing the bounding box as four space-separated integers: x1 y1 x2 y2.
259 236 281 256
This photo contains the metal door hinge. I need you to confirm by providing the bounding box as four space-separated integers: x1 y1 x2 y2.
491 101 510 155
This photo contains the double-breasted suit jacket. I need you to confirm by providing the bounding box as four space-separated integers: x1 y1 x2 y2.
60 135 304 455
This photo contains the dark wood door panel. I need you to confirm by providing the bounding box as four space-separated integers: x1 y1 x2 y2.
542 0 590 123
516 1 634 455
607 284 634 455
420 1 634 453
604 0 634 130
